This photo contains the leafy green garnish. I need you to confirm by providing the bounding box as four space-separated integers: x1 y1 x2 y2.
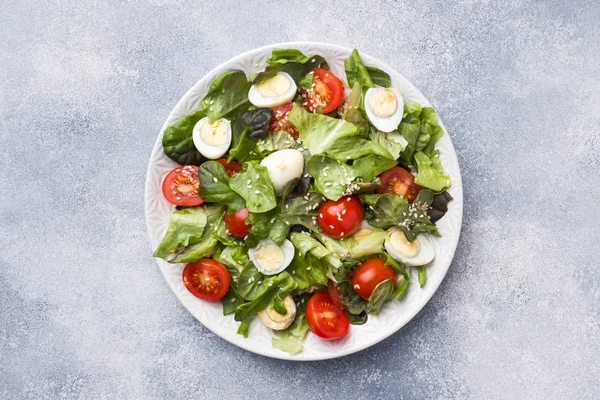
417 266 427 288
344 49 374 89
153 207 208 259
266 49 328 84
237 264 266 301
414 151 451 192
201 70 252 121
229 163 277 213
306 154 394 200
367 279 395 315
361 190 439 241
288 105 393 161
197 161 245 212
162 110 207 165
234 272 298 321
170 205 225 263
366 66 392 88
229 108 273 163
237 318 251 338
272 301 309 355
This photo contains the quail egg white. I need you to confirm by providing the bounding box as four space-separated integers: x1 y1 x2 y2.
257 295 297 330
248 238 295 275
260 149 304 194
192 117 232 159
248 72 297 108
364 87 404 132
384 228 435 266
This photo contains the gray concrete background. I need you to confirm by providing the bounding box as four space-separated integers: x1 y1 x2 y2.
1 0 599 399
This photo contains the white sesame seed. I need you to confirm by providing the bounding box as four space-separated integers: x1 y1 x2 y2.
213 177 218 183
342 209 347 215
329 225 335 229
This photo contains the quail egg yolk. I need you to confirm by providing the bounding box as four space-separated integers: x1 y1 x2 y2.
257 74 292 97
389 229 419 258
368 89 398 118
200 120 228 145
254 244 285 273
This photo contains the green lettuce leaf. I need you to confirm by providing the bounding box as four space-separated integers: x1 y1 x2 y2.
340 83 369 135
254 130 301 157
266 49 328 84
237 264 266 301
197 161 245 212
272 303 309 355
201 70 251 121
170 205 225 263
417 266 427 288
229 163 277 213
306 155 394 200
234 272 298 321
162 110 207 165
288 105 393 161
344 49 374 89
369 127 407 160
367 279 395 315
414 151 451 192
153 207 207 259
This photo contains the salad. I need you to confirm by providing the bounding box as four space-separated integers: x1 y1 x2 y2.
152 48 452 355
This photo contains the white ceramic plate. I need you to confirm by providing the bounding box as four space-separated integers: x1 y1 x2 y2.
145 42 463 361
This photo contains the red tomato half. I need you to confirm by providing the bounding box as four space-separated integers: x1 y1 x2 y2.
328 280 345 309
182 259 230 301
318 195 363 239
217 158 242 177
377 167 423 203
269 102 299 139
350 258 396 300
161 165 204 207
301 68 344 114
224 207 251 238
306 291 350 340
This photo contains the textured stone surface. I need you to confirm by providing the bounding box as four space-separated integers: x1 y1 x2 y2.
1 0 598 399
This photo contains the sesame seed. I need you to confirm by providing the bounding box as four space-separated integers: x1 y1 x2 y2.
231 298 236 302
254 190 260 194
213 177 218 183
329 225 335 229
175 196 181 201
340 232 345 237
342 209 347 215
319 213 323 218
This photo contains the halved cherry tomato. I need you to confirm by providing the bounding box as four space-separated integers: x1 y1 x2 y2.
350 258 396 301
217 158 242 177
161 165 203 207
306 291 350 340
317 195 363 239
328 280 345 309
269 102 298 138
182 259 230 301
224 207 251 238
377 167 423 203
300 68 344 114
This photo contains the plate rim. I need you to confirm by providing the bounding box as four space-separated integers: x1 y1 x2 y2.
144 41 463 361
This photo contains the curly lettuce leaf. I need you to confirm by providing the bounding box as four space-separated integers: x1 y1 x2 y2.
272 302 309 355
152 207 208 259
201 70 251 121
162 110 207 165
229 163 277 213
288 105 393 161
306 155 394 200
414 151 451 192
170 205 225 263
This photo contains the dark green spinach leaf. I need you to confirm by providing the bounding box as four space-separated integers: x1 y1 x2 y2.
201 70 251 121
162 110 207 165
197 161 245 212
